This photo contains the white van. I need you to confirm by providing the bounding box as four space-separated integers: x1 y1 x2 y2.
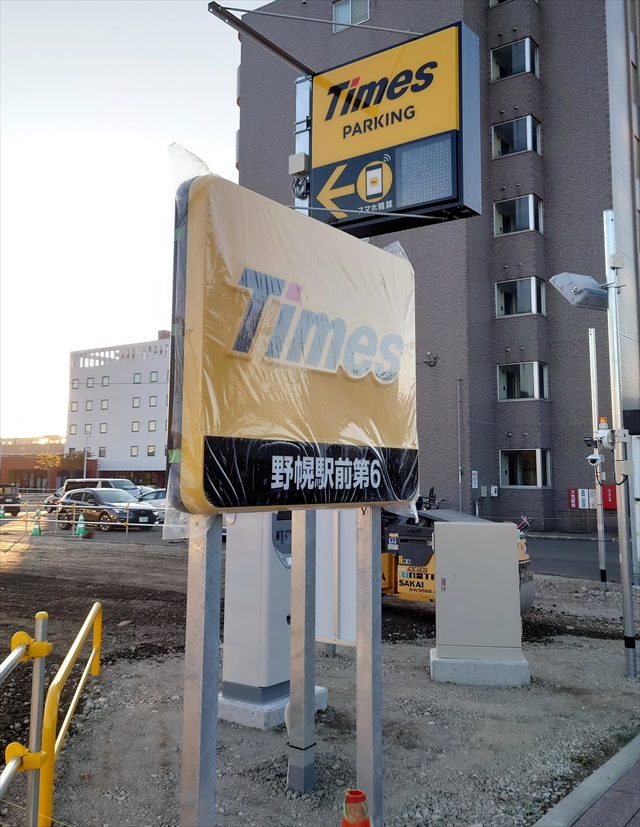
60 478 138 496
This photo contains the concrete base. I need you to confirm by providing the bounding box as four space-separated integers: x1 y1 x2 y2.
430 649 530 686
218 686 328 730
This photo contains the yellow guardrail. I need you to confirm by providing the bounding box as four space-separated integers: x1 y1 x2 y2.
0 613 52 826
38 602 102 827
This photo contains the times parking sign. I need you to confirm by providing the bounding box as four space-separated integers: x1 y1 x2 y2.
309 23 481 238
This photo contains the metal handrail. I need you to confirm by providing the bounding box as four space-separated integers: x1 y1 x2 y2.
38 602 102 827
0 644 29 683
0 613 51 826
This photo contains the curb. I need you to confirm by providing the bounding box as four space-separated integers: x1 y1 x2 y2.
532 735 640 827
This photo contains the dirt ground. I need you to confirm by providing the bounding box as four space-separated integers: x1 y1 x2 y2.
1 529 639 827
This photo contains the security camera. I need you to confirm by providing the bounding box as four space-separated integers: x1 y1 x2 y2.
584 436 595 448
587 452 603 467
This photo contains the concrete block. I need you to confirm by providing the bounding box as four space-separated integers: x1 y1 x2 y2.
430 649 530 686
218 686 328 730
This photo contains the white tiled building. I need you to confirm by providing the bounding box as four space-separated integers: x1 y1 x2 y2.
66 332 170 485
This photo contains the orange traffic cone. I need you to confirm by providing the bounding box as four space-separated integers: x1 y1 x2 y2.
341 789 370 826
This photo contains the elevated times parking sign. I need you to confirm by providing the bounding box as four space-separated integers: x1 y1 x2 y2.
310 23 480 238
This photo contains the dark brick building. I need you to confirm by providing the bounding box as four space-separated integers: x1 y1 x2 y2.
235 0 640 530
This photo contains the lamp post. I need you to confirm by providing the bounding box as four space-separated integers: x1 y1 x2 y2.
83 432 89 478
550 209 637 678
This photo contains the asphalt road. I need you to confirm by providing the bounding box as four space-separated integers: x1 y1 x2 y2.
526 536 622 582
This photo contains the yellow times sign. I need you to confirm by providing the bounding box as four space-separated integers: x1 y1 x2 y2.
312 26 459 169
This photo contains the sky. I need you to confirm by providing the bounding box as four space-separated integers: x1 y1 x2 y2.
0 0 269 438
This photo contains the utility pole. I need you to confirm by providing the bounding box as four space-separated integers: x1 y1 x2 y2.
550 210 637 677
602 210 636 678
588 329 607 592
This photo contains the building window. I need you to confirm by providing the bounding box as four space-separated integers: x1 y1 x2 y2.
131 446 139 457
150 371 158 383
87 378 94 388
102 376 109 386
497 362 548 401
99 423 107 434
148 420 156 431
489 0 512 6
492 116 540 158
70 424 77 435
149 395 157 407
69 447 76 455
500 449 550 487
134 373 141 384
491 38 539 82
85 400 93 411
72 379 79 389
494 195 543 235
332 0 369 33
71 402 78 412
85 424 92 435
496 278 545 316
147 445 156 457
99 447 106 458
132 421 140 432
101 399 108 410
133 397 140 408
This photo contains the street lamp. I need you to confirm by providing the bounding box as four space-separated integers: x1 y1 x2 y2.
83 431 89 478
550 209 637 678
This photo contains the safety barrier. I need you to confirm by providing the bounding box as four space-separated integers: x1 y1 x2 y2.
39 601 102 826
0 500 161 537
0 604 102 826
0 613 51 826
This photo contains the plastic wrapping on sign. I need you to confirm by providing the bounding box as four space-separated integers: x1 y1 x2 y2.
165 145 216 540
167 172 419 517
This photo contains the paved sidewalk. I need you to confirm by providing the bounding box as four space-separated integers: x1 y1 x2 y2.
533 736 640 827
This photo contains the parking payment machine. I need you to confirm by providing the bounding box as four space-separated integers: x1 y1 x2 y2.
221 513 292 707
219 512 331 729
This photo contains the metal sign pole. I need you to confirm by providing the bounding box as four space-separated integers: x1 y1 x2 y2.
588 328 607 591
180 513 224 826
356 506 383 826
288 509 316 792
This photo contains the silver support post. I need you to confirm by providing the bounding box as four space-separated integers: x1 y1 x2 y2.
603 210 637 678
288 510 316 792
180 513 224 826
588 328 607 592
356 507 383 827
25 612 48 827
456 379 463 512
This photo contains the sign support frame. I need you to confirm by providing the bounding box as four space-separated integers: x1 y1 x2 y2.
356 506 383 826
180 513 224 827
288 510 317 791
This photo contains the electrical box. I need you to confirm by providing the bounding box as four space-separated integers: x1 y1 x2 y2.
288 151 309 176
433 522 523 659
490 485 498 497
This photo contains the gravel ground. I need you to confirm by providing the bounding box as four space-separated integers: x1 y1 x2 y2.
2 573 638 827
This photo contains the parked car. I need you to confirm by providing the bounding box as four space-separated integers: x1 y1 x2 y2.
44 487 65 513
59 478 139 497
0 484 21 517
57 488 159 532
139 488 227 535
139 488 167 522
